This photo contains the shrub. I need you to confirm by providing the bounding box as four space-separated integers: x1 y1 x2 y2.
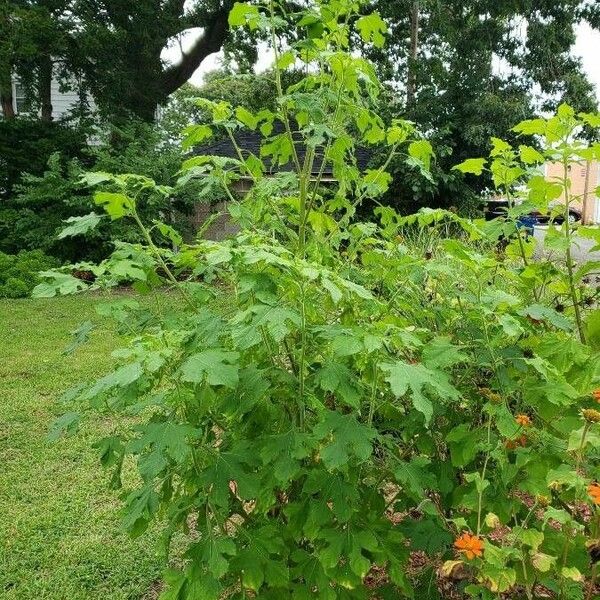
39 2 600 599
0 250 59 298
1 122 199 263
0 118 88 200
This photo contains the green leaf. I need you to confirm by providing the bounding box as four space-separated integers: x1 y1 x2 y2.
408 139 434 171
381 361 460 425
356 12 387 48
260 430 310 485
394 456 438 500
313 411 376 470
180 349 240 388
567 425 600 452
122 485 160 536
315 362 361 408
452 158 487 175
47 411 81 441
519 145 544 164
189 537 237 579
235 106 258 129
94 191 135 220
159 570 186 600
512 527 543 551
398 517 453 553
387 123 410 145
490 137 512 156
422 336 467 369
58 212 103 239
531 552 556 573
201 446 260 507
230 526 288 590
519 304 572 331
579 112 600 128
445 423 482 467
32 271 89 298
480 564 516 593
63 320 94 355
153 221 183 246
513 118 547 135
83 362 143 400
182 124 213 150
584 309 600 350
82 171 113 186
276 49 296 70
128 421 199 479
228 2 259 27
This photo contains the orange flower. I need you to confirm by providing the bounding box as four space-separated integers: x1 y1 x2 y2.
515 414 532 427
589 483 600 505
505 435 527 450
593 389 600 403
454 532 484 560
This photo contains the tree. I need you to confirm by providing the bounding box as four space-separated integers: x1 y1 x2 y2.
363 0 599 212
1 0 73 121
64 0 240 121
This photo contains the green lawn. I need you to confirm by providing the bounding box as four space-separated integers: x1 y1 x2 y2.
0 296 164 599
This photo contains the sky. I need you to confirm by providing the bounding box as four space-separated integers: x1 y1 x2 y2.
162 22 600 102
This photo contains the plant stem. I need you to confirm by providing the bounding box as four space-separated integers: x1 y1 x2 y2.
367 361 378 426
585 563 597 600
476 412 492 536
297 281 307 430
132 210 196 310
576 422 591 471
268 0 302 175
562 156 586 343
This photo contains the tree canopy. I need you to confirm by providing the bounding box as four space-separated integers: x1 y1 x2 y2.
2 0 242 121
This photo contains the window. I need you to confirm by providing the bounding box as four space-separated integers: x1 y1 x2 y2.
13 82 27 114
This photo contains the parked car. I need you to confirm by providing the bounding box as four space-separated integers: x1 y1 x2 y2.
484 198 581 224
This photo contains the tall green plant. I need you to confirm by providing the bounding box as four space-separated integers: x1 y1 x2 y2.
454 105 600 345
38 2 600 599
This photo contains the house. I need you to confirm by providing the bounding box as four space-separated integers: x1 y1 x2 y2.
544 160 600 224
0 75 92 121
191 123 372 238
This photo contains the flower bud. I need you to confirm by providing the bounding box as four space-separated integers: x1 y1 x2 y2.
582 409 600 423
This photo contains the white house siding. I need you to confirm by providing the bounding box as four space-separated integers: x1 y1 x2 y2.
0 75 95 120
49 78 89 120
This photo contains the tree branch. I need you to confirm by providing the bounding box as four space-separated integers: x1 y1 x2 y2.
160 6 231 97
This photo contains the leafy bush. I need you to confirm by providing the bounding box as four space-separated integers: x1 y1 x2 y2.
0 118 88 200
0 250 59 298
39 2 600 600
1 121 200 263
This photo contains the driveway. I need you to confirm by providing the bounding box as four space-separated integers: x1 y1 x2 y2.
533 225 600 264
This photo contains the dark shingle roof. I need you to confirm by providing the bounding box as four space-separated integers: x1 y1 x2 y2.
194 121 372 178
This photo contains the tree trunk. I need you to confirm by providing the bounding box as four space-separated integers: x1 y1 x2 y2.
0 87 14 119
406 0 420 110
0 61 14 119
39 56 53 121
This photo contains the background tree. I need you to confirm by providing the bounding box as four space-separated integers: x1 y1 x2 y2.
0 0 72 121
63 0 242 121
363 0 599 213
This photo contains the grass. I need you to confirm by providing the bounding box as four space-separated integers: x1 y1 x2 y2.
0 295 164 599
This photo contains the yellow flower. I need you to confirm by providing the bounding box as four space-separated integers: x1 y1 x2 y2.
454 532 484 560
